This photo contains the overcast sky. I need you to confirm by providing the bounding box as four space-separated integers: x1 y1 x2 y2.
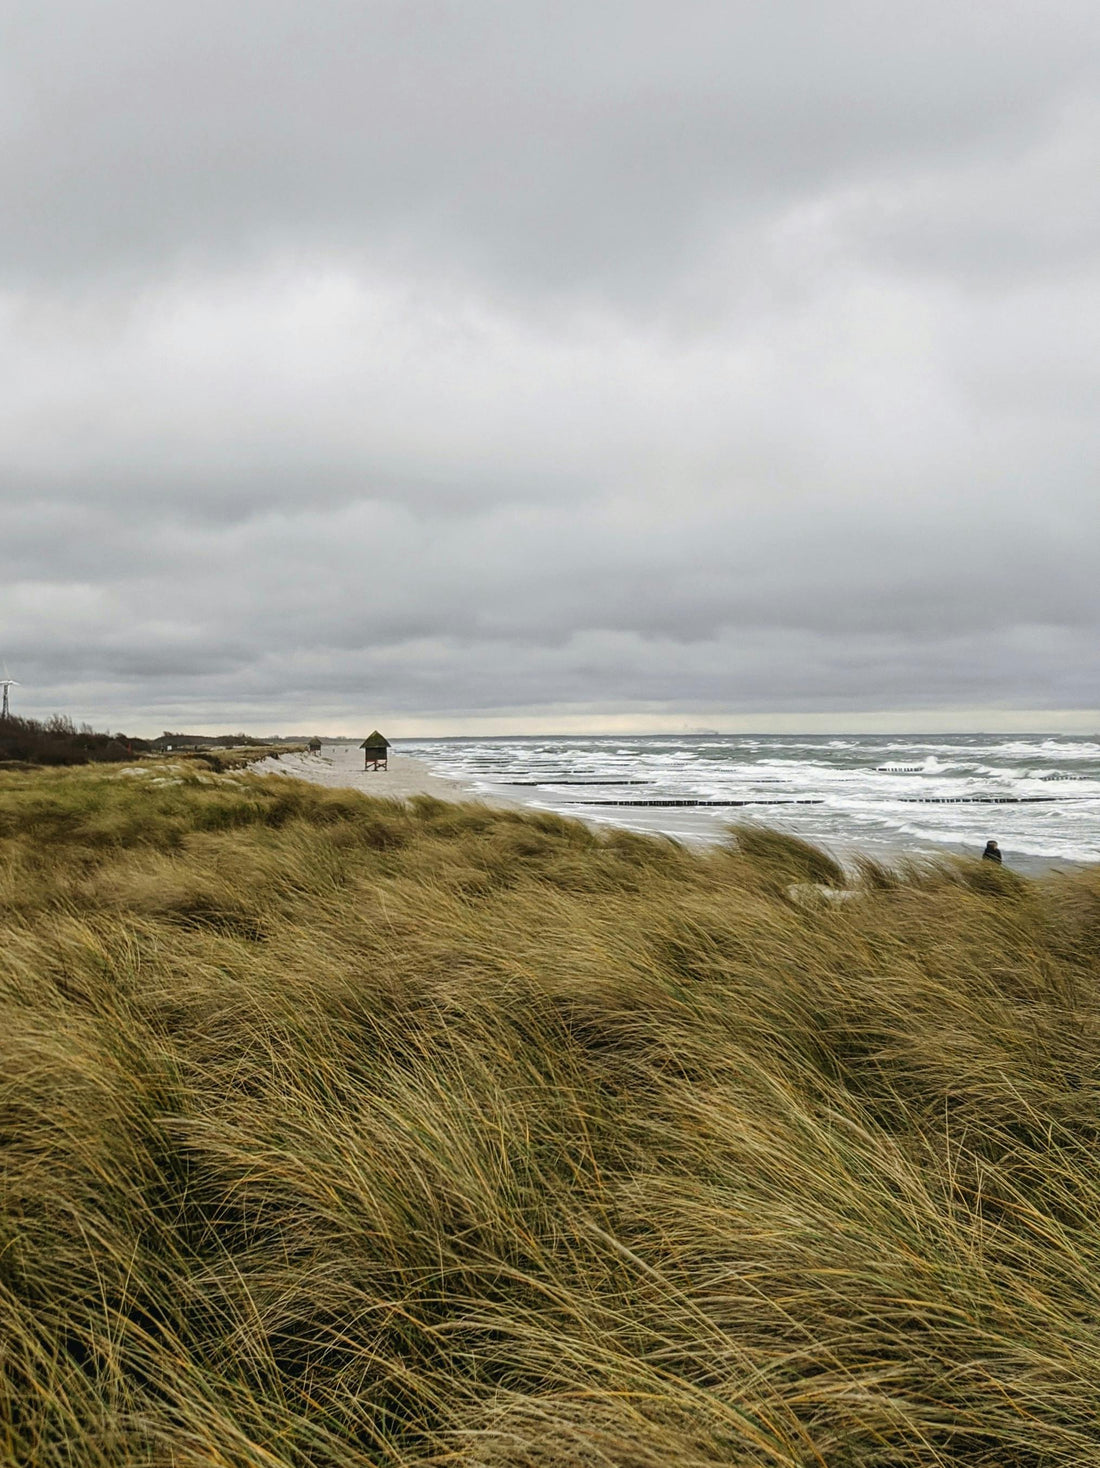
2 1 1098 735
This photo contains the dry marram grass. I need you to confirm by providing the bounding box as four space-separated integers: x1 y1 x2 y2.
2 760 1100 1465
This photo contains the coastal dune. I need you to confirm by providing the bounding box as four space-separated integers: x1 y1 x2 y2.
2 762 1100 1460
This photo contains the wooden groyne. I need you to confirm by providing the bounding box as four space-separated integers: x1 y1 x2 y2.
566 795 1073 808
895 796 1062 804
504 779 653 786
565 798 825 807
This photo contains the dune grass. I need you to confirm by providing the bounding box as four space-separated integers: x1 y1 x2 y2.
2 760 1100 1465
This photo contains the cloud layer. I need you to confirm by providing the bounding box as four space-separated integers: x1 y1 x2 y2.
2 1 1098 732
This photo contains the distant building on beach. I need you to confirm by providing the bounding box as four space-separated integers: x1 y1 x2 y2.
360 731 390 770
308 737 322 753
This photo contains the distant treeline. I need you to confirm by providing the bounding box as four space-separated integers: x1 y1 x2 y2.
0 718 291 768
0 715 145 766
157 732 262 748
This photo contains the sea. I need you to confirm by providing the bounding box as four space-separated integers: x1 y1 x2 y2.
397 734 1100 873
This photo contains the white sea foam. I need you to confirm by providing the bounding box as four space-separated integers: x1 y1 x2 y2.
399 733 1100 870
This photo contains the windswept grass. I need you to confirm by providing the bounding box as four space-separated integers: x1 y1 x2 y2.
2 762 1100 1465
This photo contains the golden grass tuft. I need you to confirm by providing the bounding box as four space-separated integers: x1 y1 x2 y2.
2 762 1100 1464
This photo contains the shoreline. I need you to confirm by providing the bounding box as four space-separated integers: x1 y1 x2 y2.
251 746 1083 876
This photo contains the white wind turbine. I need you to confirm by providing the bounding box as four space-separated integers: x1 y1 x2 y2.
1 665 19 719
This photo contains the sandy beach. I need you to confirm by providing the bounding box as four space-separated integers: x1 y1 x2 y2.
251 744 520 807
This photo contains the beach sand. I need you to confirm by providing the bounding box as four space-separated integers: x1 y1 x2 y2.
251 744 521 807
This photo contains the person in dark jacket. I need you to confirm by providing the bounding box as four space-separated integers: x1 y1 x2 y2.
982 839 1002 863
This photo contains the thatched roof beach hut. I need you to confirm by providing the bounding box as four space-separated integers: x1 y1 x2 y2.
360 730 390 770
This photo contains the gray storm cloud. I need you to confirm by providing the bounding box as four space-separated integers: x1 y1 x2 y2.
0 0 1097 732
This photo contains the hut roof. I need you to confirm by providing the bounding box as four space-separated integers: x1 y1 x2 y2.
359 730 390 749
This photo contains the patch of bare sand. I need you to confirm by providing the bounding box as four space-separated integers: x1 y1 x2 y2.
251 745 521 807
